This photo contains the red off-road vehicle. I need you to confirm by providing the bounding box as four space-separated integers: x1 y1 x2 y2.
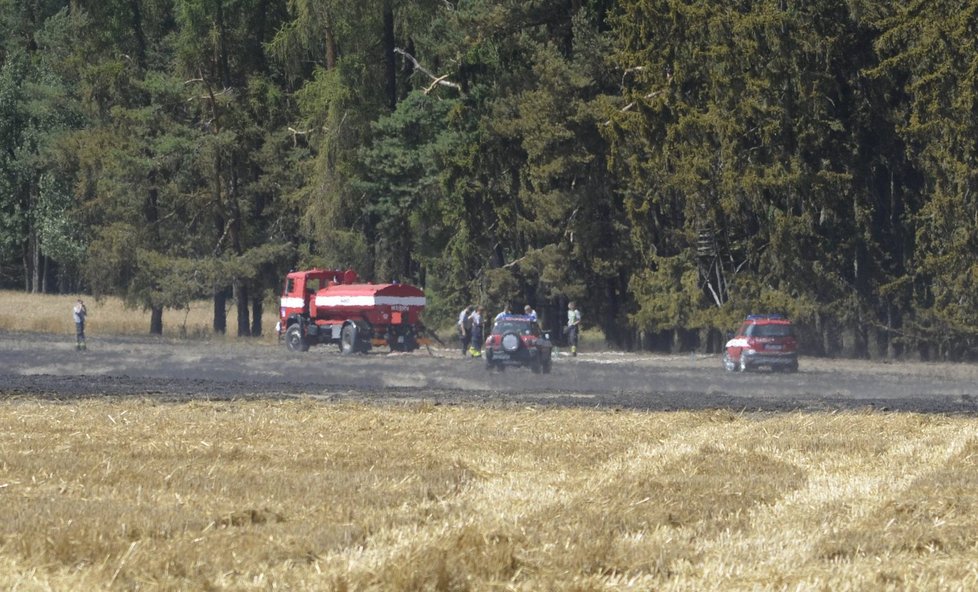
484 315 553 373
723 314 798 372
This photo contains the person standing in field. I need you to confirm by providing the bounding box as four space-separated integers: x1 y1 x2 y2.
494 304 511 322
73 299 87 351
524 304 538 322
566 301 581 356
469 306 485 357
457 305 474 357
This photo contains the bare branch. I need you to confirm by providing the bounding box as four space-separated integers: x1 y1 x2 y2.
425 74 451 94
394 47 462 94
603 89 665 125
620 66 644 89
186 87 234 103
604 67 671 125
502 254 528 269
287 127 312 147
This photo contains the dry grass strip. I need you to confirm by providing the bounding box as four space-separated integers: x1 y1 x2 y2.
0 290 272 341
2 400 978 590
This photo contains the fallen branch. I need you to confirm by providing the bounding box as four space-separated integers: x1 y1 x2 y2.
287 126 312 147
604 67 670 125
604 90 665 125
502 254 529 269
394 47 462 94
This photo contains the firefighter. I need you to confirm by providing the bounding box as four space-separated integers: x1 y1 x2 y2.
469 306 485 357
457 305 474 357
566 301 581 356
73 299 87 350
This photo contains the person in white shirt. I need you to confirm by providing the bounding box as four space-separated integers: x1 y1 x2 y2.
457 305 473 357
523 305 537 322
73 299 87 351
566 301 581 356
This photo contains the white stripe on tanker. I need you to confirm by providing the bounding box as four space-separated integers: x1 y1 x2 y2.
282 295 425 308
315 295 426 307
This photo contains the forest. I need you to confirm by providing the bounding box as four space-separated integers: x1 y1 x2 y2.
2 0 977 359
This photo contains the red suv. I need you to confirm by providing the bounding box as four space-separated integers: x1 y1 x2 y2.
485 315 553 373
723 314 798 372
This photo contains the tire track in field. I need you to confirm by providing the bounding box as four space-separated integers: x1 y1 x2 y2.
683 416 976 590
315 412 768 587
339 414 973 591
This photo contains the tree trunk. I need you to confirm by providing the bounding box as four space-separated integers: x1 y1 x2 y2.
236 281 250 337
216 0 231 87
325 12 337 70
150 306 163 335
30 228 40 294
22 242 29 292
383 0 396 110
41 254 48 294
251 295 263 337
213 288 227 334
129 0 147 70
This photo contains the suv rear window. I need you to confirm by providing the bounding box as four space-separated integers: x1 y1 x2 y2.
492 321 539 336
746 324 793 338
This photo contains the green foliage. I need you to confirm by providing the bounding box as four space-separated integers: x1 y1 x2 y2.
5 0 978 355
0 4 87 289
868 0 978 355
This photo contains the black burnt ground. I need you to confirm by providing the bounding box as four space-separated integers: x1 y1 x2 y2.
1 331 977 413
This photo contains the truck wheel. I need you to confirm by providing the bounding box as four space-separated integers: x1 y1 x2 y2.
340 324 357 355
285 325 309 352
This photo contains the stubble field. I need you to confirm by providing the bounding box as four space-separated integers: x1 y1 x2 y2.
3 291 978 590
3 401 978 590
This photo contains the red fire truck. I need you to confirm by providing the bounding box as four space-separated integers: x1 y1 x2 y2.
277 268 427 354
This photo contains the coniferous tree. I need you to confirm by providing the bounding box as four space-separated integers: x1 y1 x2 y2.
0 3 86 293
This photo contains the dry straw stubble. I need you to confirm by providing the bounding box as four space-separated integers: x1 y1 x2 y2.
1 400 978 590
